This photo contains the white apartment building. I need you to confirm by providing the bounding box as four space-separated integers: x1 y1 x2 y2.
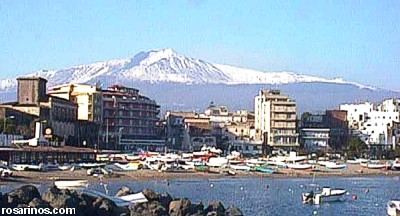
340 99 400 145
48 83 103 123
255 90 299 148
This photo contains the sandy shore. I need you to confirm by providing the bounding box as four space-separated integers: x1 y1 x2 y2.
1 164 399 186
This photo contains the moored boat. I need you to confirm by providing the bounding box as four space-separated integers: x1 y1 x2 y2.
253 166 275 174
387 200 400 216
229 164 251 172
325 162 347 169
54 179 89 189
360 161 391 169
302 187 347 204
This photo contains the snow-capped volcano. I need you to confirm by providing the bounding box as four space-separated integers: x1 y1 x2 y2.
0 48 375 90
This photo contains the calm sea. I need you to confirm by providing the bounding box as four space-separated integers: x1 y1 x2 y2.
2 176 400 215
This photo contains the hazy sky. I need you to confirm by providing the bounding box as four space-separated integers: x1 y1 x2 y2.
1 1 399 90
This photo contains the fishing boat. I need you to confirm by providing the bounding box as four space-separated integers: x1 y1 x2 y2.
360 161 391 169
113 162 141 171
125 155 142 161
325 162 347 169
206 157 228 168
11 164 29 171
54 179 89 189
253 166 275 174
195 165 209 172
387 200 400 216
229 164 251 172
392 159 400 170
302 187 347 204
78 188 147 207
286 163 313 170
347 158 369 164
266 160 287 168
79 163 106 169
26 164 45 171
58 164 72 171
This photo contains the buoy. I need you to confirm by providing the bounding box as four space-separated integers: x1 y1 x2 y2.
313 210 318 215
365 188 370 193
375 203 379 207
210 183 214 188
166 182 170 186
240 186 244 191
288 188 292 192
300 184 304 188
352 194 357 200
265 185 269 189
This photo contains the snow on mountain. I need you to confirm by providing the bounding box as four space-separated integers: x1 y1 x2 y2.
0 48 376 90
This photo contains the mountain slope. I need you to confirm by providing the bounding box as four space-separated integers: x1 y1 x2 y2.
0 48 375 90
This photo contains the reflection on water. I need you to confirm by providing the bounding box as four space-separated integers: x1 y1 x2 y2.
2 176 400 216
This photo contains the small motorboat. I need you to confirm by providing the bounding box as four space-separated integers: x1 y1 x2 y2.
325 163 347 170
392 159 400 170
11 164 29 171
302 187 347 204
387 200 400 216
26 164 45 171
54 179 89 189
347 158 369 164
287 163 313 170
79 163 106 169
126 155 142 161
113 162 141 171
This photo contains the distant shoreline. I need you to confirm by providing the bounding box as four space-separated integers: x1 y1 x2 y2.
1 164 399 186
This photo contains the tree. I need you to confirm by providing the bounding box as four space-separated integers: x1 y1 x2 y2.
347 137 367 158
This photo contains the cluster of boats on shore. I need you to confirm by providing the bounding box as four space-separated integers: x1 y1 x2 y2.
4 147 400 179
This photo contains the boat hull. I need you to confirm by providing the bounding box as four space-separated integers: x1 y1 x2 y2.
54 180 89 189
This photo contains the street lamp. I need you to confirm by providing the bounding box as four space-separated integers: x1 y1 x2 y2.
2 116 15 134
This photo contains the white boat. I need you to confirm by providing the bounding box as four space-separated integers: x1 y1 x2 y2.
227 169 236 176
11 164 29 171
387 200 400 216
126 155 142 161
286 163 313 170
113 163 140 171
179 164 195 170
347 158 369 164
229 164 251 171
58 165 72 171
266 160 287 168
302 187 347 204
206 157 228 167
54 180 89 189
26 164 45 171
325 163 347 169
317 161 332 167
79 163 106 168
45 163 60 171
78 188 147 207
360 161 390 169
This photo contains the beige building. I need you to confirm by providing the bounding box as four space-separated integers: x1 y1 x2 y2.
255 90 298 148
48 83 103 123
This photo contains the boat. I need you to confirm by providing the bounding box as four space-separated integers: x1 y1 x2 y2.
266 160 287 168
0 166 13 177
26 164 45 171
227 169 236 176
58 165 72 171
179 164 195 170
347 158 369 164
77 188 147 207
302 187 347 204
79 163 106 169
113 162 141 171
325 162 347 170
44 163 60 171
286 163 313 170
253 166 275 174
387 200 400 216
360 161 391 169
54 179 89 189
125 155 142 161
229 164 251 172
392 159 400 170
195 165 209 172
11 164 29 171
206 157 228 168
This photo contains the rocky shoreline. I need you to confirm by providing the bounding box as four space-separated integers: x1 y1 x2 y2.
0 184 243 216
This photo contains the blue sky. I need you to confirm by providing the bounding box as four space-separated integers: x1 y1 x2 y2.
1 1 399 90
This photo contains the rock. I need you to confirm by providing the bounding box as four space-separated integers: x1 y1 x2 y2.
130 201 168 216
142 188 161 201
225 206 243 216
93 198 117 216
169 198 192 216
7 185 41 207
205 201 225 216
42 186 89 215
28 198 52 208
159 192 173 210
116 186 133 197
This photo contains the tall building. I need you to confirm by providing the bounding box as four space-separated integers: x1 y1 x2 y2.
255 90 298 148
17 77 47 105
48 83 103 123
101 85 162 150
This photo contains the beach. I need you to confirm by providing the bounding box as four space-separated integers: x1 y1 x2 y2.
1 164 399 186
